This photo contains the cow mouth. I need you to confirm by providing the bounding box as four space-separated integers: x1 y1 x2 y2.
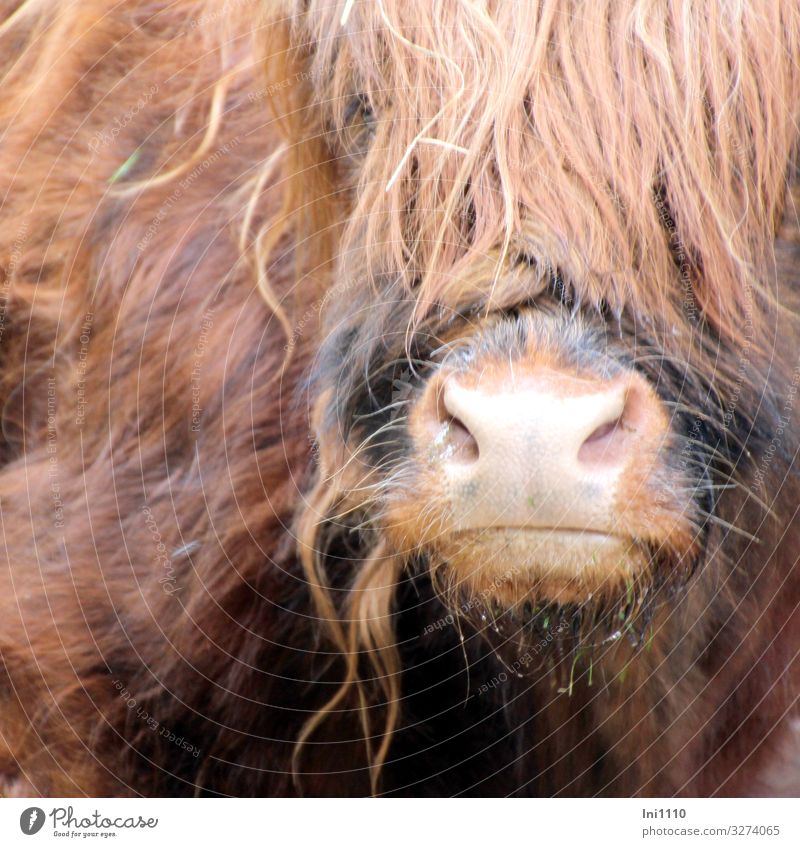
444 526 635 572
453 527 627 544
427 526 648 605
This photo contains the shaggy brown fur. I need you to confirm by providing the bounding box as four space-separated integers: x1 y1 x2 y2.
0 0 799 797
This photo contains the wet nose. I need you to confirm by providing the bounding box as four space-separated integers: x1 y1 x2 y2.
418 370 662 532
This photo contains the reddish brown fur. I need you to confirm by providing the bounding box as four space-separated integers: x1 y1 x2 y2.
0 0 799 797
0 0 335 795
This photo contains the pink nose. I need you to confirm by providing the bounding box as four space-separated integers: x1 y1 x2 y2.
419 370 659 533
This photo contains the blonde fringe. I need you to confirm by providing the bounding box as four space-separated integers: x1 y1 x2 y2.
297 0 800 341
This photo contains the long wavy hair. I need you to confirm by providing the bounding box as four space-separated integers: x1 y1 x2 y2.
0 0 799 797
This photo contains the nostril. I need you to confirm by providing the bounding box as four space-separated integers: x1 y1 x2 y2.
578 386 641 466
583 418 621 446
578 415 626 465
444 415 480 462
435 388 480 463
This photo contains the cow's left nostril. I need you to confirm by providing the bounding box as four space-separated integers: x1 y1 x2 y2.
577 415 626 465
577 383 644 466
584 419 620 444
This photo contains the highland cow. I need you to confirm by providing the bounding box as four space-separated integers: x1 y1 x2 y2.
0 0 799 798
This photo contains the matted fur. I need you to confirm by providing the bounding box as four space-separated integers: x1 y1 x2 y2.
0 0 798 797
